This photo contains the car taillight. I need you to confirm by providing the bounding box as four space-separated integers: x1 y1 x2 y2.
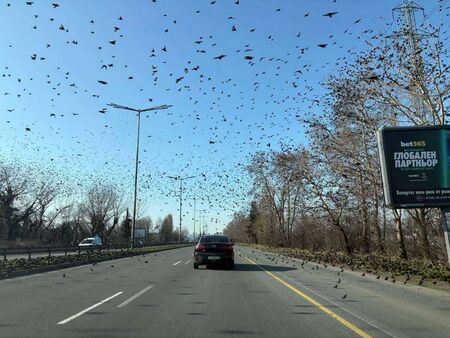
223 244 234 252
196 244 206 251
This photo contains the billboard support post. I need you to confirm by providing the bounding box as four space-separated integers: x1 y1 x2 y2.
440 207 450 266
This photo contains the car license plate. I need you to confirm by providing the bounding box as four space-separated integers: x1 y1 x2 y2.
208 256 220 260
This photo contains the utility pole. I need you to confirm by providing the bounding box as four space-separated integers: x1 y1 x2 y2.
108 103 172 249
168 175 196 244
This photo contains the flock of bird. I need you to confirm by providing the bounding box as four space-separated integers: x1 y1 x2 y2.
57 245 437 296
237 248 439 294
0 1 448 227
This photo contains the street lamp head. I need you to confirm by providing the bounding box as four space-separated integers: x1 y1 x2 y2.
140 104 172 112
107 103 137 111
168 175 196 181
108 103 172 113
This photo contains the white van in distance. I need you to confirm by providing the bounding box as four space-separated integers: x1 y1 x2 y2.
78 236 102 247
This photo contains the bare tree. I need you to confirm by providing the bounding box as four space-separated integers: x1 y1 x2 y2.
0 162 43 241
78 182 125 244
247 148 309 246
159 214 173 244
304 159 355 255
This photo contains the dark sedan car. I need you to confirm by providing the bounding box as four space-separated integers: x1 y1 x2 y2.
194 235 234 269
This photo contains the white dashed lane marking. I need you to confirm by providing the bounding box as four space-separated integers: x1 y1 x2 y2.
57 292 123 325
117 286 154 308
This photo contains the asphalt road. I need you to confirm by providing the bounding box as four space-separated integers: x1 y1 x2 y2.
0 245 449 338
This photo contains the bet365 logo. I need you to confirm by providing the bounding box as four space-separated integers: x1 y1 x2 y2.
400 140 426 147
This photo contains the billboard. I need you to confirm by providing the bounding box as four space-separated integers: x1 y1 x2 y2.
134 228 146 238
377 125 450 208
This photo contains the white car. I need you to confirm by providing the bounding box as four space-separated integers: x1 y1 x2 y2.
78 237 102 247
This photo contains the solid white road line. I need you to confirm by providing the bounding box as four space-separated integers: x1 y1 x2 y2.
173 260 182 266
57 291 123 325
185 260 191 264
117 285 154 308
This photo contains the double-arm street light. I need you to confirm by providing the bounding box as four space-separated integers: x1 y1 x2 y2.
168 175 196 244
108 102 172 249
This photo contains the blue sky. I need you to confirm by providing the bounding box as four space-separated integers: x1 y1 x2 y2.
0 0 446 234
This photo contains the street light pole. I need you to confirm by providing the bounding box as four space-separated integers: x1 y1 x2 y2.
197 209 206 236
203 214 207 235
193 198 196 242
168 175 196 244
199 210 202 236
180 179 183 244
185 197 197 242
131 111 141 250
108 103 172 250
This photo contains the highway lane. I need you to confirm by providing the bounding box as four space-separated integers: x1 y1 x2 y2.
0 245 449 337
238 246 450 338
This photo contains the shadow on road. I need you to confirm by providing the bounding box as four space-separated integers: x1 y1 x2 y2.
216 329 260 335
235 263 297 272
206 263 296 272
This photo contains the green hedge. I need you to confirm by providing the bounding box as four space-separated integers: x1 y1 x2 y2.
0 245 191 273
264 246 450 282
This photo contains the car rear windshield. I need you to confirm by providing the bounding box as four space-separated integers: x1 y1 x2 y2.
200 236 230 243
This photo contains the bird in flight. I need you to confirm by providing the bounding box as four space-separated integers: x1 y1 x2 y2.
323 12 338 18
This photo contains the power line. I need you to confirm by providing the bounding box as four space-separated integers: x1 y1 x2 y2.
418 0 450 26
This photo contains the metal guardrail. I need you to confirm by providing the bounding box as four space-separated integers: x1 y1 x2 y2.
0 242 192 261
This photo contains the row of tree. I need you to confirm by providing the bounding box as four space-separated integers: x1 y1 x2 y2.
225 19 450 262
0 162 188 246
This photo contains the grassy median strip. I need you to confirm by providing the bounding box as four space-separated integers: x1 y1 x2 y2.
0 244 193 279
243 255 372 338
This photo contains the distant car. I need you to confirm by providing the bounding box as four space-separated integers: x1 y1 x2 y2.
78 237 102 247
194 235 234 269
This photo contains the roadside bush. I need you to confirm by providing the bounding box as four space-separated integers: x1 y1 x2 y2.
267 246 450 282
